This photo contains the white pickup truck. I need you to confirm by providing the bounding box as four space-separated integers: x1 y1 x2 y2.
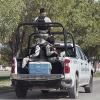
10 22 93 98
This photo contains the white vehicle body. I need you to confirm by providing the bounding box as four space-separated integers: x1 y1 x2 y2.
53 43 93 89
10 22 93 99
11 43 93 99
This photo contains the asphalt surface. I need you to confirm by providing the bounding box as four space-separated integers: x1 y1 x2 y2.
0 79 100 100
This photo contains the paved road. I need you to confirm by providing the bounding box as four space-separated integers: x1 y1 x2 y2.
0 79 100 100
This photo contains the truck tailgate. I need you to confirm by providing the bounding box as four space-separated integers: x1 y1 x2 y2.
10 74 64 81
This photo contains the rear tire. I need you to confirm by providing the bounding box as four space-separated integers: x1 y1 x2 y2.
68 75 79 98
84 74 93 93
15 82 28 98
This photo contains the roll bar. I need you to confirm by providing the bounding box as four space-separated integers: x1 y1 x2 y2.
14 22 76 57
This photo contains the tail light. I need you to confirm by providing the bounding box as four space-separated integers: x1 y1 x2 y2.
11 58 17 73
64 59 70 73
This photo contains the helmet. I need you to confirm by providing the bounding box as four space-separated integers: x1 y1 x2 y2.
40 8 46 14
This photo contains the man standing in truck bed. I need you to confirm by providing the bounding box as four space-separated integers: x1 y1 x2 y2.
34 7 52 43
35 7 52 32
22 8 58 68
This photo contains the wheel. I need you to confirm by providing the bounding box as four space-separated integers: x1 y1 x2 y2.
41 90 49 95
15 82 28 98
84 74 93 93
15 87 27 98
68 76 79 98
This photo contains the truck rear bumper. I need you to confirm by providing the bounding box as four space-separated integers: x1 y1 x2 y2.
10 74 64 81
61 79 72 88
10 74 64 89
10 74 72 89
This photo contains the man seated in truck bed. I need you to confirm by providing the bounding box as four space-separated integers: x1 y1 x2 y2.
22 35 58 68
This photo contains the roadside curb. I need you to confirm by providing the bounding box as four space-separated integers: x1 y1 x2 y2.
0 88 14 94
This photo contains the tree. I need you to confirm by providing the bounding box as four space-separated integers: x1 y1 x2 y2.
0 0 100 66
0 0 25 43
